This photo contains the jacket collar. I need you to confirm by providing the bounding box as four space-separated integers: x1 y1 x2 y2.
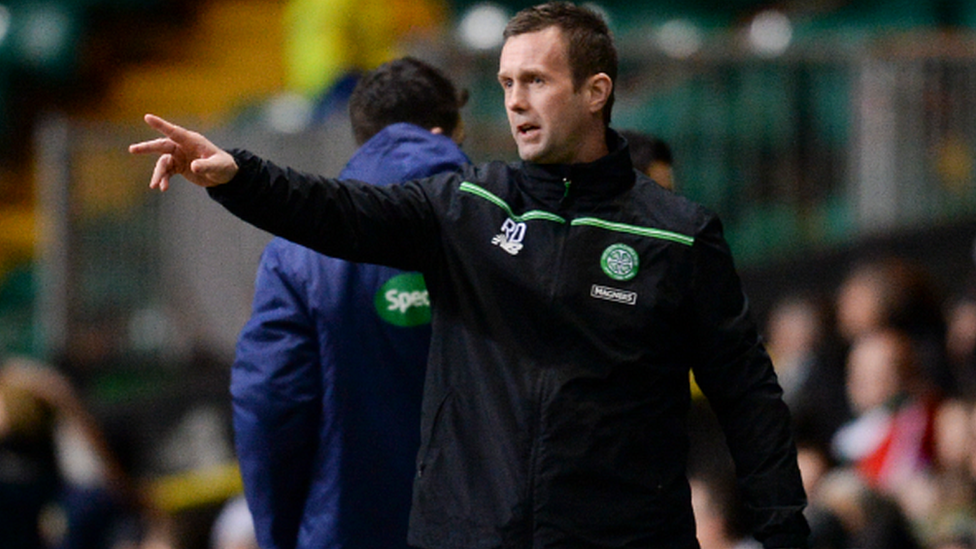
341 122 470 186
518 129 635 206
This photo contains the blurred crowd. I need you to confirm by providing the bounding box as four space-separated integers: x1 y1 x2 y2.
2 0 975 546
691 252 976 549
0 357 173 549
0 90 972 548
8 248 976 549
0 354 259 549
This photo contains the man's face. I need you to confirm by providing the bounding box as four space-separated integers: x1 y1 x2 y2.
498 26 596 164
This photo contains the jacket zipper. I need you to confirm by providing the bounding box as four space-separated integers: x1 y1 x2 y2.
526 178 572 544
527 366 550 547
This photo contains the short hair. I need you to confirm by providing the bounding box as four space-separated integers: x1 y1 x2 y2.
503 2 618 126
619 130 673 173
348 57 466 145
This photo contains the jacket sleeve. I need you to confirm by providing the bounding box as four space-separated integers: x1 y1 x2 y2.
231 241 324 549
686 212 810 549
208 149 441 272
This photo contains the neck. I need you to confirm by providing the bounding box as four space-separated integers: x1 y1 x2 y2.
571 126 609 164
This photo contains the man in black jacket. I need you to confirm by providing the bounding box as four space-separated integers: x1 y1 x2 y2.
129 3 809 548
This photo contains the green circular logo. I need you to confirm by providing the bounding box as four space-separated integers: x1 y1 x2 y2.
374 273 431 327
600 244 639 281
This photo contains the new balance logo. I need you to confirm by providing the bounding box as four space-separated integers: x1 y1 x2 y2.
491 218 526 255
590 284 638 305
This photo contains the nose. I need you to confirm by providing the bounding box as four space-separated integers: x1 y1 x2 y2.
506 83 527 113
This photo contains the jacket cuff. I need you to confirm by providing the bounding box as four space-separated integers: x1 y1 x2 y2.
207 148 259 200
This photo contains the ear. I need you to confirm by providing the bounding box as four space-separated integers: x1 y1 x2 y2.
451 118 466 145
585 73 613 115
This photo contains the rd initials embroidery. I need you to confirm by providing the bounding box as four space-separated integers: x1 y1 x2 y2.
491 218 526 255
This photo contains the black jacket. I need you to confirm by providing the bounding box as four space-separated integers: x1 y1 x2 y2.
210 130 809 549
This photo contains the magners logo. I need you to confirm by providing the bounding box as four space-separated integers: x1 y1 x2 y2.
590 284 638 305
375 273 431 327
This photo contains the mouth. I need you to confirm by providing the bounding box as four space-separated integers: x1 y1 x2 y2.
517 123 540 138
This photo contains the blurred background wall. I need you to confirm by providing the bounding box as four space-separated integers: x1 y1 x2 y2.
1 0 975 547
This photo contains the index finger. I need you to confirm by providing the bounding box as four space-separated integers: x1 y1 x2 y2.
144 114 196 145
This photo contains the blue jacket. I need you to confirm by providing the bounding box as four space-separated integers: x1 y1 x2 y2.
231 123 470 549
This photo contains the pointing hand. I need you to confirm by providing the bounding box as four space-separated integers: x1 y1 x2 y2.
128 114 238 191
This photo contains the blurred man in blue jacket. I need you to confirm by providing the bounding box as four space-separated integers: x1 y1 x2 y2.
231 56 469 549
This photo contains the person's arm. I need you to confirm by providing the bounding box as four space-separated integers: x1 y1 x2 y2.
129 114 441 272
687 213 810 549
208 149 439 272
231 242 324 549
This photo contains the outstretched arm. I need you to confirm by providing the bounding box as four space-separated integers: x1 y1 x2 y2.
128 114 238 191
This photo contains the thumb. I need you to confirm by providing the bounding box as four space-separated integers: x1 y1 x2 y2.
190 152 237 186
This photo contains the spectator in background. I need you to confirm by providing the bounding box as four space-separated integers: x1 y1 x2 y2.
210 496 258 549
894 395 976 548
945 289 976 399
0 360 59 549
831 328 939 497
619 129 675 190
231 57 469 549
764 293 850 451
0 356 172 549
812 468 921 549
764 294 825 404
903 397 976 548
835 256 951 396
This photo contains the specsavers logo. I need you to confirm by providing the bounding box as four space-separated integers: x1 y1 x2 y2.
375 273 431 327
600 243 639 281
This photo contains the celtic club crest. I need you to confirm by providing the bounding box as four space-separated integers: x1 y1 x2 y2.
600 243 639 281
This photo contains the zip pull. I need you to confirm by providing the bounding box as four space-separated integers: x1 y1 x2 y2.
563 178 572 199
